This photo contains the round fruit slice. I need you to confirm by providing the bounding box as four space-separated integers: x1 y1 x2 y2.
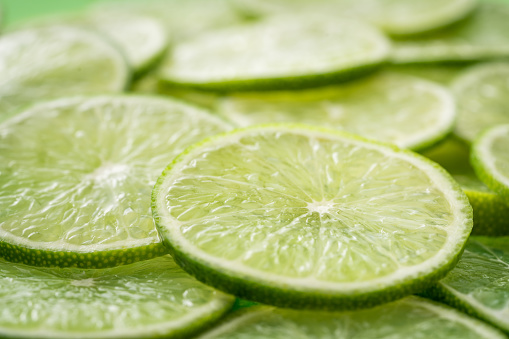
197 297 504 339
0 96 230 268
425 237 509 334
471 124 509 201
392 3 509 64
153 125 473 310
452 63 509 143
0 255 233 339
0 26 129 123
218 72 455 151
159 17 389 92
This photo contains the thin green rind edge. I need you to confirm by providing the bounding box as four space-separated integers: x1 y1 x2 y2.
159 61 387 93
152 123 473 311
471 125 509 203
0 94 232 268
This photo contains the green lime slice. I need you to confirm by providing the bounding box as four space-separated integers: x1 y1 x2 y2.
0 255 233 338
0 96 230 268
389 64 466 85
93 0 244 42
425 237 509 334
159 17 389 92
452 62 509 143
153 125 473 310
197 297 504 338
392 3 509 64
471 124 509 201
218 72 455 151
0 26 129 122
231 0 478 37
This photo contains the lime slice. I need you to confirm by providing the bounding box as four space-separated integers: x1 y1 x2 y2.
159 17 390 92
452 62 509 143
471 124 509 201
0 26 129 122
0 96 230 268
218 72 455 151
231 0 478 37
153 125 473 310
197 297 504 338
389 64 466 85
93 0 244 42
453 175 509 236
0 255 233 338
392 3 509 64
425 237 509 334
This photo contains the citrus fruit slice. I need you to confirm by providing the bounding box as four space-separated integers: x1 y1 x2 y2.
471 124 509 201
0 26 129 122
452 62 509 143
392 3 509 64
389 64 466 85
0 255 233 339
0 96 230 268
425 237 509 334
197 297 505 339
153 125 473 310
218 72 455 151
159 17 389 92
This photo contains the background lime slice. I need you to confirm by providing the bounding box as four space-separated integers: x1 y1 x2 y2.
0 26 129 123
218 72 455 151
392 3 509 63
0 96 230 268
452 62 509 143
198 297 505 338
159 17 389 91
471 124 509 201
153 125 472 310
0 255 233 338
425 237 509 334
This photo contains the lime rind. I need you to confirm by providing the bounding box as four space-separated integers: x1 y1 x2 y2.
153 124 473 310
471 124 509 202
0 255 234 339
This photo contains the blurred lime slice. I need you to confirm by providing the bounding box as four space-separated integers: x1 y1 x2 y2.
425 237 509 334
198 297 504 338
159 17 389 91
0 96 230 268
471 124 509 201
153 125 472 310
393 3 509 63
218 72 455 150
0 255 233 339
0 26 129 122
452 62 509 143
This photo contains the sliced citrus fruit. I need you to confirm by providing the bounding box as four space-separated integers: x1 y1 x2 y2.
197 297 504 338
389 64 466 85
452 62 509 143
392 3 509 63
471 124 509 201
153 125 473 310
425 237 509 334
0 26 129 122
159 17 389 92
0 255 233 339
0 96 230 268
218 72 455 151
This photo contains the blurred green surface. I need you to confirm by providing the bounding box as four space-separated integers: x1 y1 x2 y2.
1 1 100 25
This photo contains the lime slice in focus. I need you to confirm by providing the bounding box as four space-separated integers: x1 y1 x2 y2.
218 72 455 151
153 125 473 310
159 17 389 92
0 255 233 339
197 297 504 339
0 96 230 268
0 26 129 122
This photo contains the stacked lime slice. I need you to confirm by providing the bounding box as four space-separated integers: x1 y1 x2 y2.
218 72 455 150
0 96 229 268
153 125 473 309
0 26 129 122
